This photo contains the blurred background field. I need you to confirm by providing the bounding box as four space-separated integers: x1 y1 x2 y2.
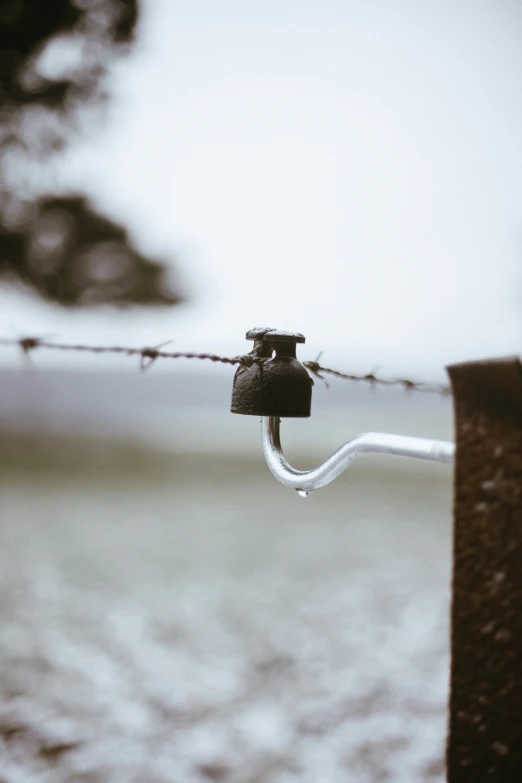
0 367 453 783
1 0 521 780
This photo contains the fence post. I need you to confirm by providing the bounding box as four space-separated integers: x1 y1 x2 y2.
446 358 522 781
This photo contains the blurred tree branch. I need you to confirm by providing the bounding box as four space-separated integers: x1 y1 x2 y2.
0 0 184 307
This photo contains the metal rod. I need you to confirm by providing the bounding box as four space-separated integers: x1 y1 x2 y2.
262 416 455 493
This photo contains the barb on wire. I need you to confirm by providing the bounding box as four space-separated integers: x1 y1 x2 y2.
305 352 330 388
139 340 174 372
0 337 452 396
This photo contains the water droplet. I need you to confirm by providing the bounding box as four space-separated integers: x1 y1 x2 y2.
296 489 310 498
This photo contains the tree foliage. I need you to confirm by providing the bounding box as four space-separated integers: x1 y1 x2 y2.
0 0 183 307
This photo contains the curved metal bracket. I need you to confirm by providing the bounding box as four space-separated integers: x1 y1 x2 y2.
262 416 455 494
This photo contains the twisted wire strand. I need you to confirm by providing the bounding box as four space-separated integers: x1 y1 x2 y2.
0 337 452 395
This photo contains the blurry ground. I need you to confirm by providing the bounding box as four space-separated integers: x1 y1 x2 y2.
0 430 452 783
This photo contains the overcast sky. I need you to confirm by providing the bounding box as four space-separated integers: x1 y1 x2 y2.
1 0 522 376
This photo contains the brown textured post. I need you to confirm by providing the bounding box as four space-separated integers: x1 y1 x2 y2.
447 358 522 782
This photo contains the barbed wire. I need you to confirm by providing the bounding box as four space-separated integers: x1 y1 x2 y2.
303 356 451 396
0 337 452 396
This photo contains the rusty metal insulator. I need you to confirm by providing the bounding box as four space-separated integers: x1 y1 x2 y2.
230 328 313 417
